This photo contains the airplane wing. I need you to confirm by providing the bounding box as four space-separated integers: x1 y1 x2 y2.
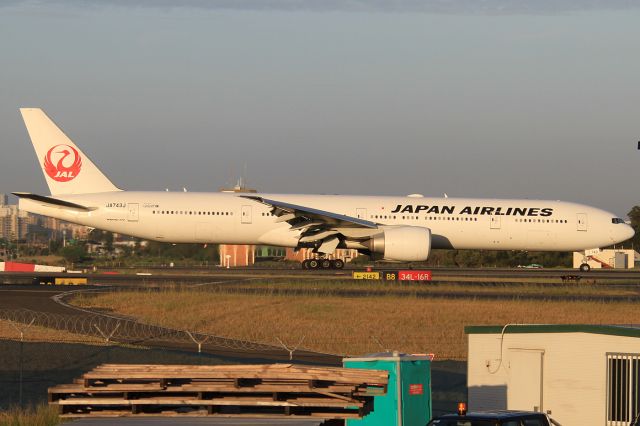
240 195 379 254
241 196 378 229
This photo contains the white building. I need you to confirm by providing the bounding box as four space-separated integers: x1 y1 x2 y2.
467 324 640 426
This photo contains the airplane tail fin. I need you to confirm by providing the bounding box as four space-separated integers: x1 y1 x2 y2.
20 108 121 195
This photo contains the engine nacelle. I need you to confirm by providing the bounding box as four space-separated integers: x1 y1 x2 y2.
366 226 431 262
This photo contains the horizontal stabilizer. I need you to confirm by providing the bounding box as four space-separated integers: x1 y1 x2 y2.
12 192 96 212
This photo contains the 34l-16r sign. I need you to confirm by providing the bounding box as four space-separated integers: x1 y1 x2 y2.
398 270 432 281
353 270 432 282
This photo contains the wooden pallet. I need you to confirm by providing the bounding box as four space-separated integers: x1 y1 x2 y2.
49 363 388 419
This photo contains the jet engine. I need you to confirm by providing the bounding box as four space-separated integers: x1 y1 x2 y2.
365 226 431 262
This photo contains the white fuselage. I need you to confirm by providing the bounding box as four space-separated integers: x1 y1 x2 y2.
19 192 633 252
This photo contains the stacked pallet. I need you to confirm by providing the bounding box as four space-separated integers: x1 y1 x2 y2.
49 363 388 419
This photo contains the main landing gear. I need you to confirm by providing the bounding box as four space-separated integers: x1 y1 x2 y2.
301 258 345 270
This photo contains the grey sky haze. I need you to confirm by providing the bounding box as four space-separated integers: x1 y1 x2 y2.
0 1 638 217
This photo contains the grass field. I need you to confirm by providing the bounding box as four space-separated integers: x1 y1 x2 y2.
72 281 640 359
0 320 102 345
195 279 639 297
0 404 61 426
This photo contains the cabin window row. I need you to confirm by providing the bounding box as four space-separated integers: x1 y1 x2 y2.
515 218 568 223
369 215 568 224
152 210 233 216
371 214 480 222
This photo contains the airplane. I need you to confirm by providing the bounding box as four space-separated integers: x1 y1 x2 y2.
13 108 635 272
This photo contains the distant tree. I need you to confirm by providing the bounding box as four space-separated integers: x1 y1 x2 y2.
454 250 482 267
426 249 458 267
89 229 115 253
627 205 640 249
59 244 87 264
139 242 219 263
49 239 62 254
104 232 114 253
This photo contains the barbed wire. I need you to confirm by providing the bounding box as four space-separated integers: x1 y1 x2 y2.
0 309 455 360
0 308 284 355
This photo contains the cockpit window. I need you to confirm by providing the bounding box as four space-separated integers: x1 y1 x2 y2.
612 218 626 224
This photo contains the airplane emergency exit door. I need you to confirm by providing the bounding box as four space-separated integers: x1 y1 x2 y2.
577 213 588 231
241 205 252 224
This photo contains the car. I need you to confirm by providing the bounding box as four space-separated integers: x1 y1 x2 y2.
428 410 557 426
516 264 544 269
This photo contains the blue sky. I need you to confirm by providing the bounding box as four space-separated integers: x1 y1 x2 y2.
1 1 639 216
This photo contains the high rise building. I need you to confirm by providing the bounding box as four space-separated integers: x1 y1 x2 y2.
0 194 7 206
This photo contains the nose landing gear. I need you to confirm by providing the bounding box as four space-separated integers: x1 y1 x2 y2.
301 258 345 270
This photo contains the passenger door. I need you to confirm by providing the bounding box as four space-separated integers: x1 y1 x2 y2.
490 216 501 230
127 203 139 222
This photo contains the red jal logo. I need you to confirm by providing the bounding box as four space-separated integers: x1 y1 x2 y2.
43 144 82 182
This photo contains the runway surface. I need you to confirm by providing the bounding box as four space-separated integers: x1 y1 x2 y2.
2 266 640 287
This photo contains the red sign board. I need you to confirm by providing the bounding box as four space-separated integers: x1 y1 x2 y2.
409 384 424 395
2 262 36 272
398 270 432 281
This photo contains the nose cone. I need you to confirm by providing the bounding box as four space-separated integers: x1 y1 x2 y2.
613 223 636 244
622 224 636 242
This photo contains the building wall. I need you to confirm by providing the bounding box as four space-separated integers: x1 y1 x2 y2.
0 205 23 240
219 244 255 267
468 331 640 426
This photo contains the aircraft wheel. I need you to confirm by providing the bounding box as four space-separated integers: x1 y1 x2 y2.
579 263 591 272
301 259 310 269
320 259 332 269
332 259 345 270
308 259 320 269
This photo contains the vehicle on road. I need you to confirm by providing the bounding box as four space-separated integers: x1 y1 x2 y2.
428 410 556 426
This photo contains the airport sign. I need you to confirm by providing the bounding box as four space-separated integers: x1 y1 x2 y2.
353 270 432 282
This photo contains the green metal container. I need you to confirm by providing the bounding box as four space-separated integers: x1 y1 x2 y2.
344 352 432 426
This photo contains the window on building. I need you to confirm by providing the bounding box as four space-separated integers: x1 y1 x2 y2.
607 353 640 425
